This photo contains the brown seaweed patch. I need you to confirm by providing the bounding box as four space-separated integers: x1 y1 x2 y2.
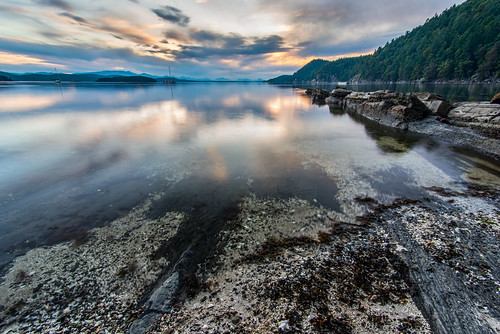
356 198 420 225
309 314 352 333
239 227 346 263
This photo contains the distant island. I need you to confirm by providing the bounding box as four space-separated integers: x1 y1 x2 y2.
96 75 157 83
269 0 500 84
0 70 265 83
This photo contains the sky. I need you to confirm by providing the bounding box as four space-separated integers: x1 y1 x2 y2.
0 0 466 80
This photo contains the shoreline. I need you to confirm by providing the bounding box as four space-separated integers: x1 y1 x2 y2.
1 169 498 332
0 87 499 333
305 87 500 161
273 80 500 86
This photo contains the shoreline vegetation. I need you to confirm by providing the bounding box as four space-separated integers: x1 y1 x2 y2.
268 0 500 86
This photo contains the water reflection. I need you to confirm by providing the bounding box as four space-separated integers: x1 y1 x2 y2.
288 82 500 103
0 94 61 112
0 82 498 270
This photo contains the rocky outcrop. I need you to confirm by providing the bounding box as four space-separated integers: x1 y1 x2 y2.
305 88 330 104
448 102 500 139
415 92 453 118
318 88 500 158
337 90 430 130
325 88 352 108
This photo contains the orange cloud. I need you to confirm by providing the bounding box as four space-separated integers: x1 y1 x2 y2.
0 51 63 67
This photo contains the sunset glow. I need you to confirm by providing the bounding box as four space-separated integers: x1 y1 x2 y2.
0 0 466 79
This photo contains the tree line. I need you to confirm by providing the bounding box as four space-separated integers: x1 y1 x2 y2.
269 0 500 84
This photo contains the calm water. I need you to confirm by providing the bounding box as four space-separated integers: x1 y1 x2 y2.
291 82 500 103
0 82 499 270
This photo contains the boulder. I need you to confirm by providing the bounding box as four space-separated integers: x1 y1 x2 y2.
448 102 500 138
491 92 500 105
331 87 353 98
305 88 330 104
415 92 453 118
325 88 353 107
340 90 430 129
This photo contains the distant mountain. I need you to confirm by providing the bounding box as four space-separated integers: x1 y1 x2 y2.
82 70 141 77
0 70 264 83
269 0 500 83
96 76 157 83
1 72 102 82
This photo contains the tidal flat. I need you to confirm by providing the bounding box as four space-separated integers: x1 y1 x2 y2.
0 83 499 333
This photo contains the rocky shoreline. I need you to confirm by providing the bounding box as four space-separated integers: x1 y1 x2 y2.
0 90 499 333
306 87 500 160
1 166 498 333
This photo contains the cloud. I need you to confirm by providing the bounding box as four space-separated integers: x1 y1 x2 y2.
0 37 158 65
34 0 73 11
152 6 190 27
58 12 90 25
0 51 63 67
96 18 157 46
257 0 466 58
0 0 466 79
163 29 191 44
172 33 289 59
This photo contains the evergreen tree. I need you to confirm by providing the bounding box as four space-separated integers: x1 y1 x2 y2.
269 0 500 84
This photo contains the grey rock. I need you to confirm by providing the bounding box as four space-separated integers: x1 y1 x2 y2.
326 88 353 108
448 102 500 138
305 88 331 104
415 92 453 118
330 88 352 98
339 90 430 130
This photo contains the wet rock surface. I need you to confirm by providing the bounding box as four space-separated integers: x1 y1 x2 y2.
322 88 500 159
149 185 500 334
333 90 430 130
414 93 453 118
305 88 331 104
448 102 500 139
151 196 432 334
0 195 184 333
0 179 499 333
379 189 500 334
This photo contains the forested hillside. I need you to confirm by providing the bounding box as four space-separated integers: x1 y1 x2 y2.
269 0 500 83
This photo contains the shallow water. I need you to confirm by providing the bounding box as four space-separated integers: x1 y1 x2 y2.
0 82 499 270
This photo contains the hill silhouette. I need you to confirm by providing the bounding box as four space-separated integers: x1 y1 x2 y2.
269 0 500 83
